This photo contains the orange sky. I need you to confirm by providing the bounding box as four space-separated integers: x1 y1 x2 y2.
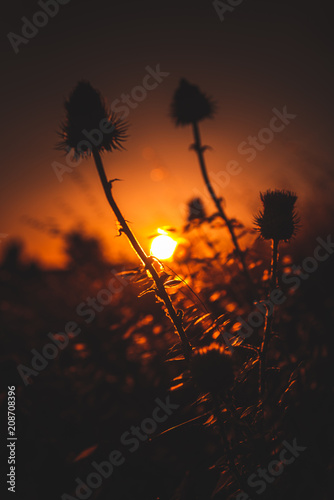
2 0 333 268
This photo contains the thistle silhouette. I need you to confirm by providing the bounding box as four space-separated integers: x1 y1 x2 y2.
187 197 206 222
57 81 127 157
171 78 215 126
254 189 299 244
171 79 255 295
190 343 234 397
58 81 192 360
254 189 299 397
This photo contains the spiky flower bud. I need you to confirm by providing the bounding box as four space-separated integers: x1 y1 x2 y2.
254 189 299 242
190 343 234 396
57 81 128 158
171 79 215 126
187 197 206 222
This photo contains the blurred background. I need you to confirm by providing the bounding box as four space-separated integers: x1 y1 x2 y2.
1 1 334 499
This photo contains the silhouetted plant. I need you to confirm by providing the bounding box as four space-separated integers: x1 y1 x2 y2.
190 343 234 397
171 79 255 294
187 197 206 222
57 81 127 157
57 81 262 495
52 82 317 500
254 189 300 397
57 81 192 360
254 190 299 244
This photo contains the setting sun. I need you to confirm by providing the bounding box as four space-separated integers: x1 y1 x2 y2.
150 231 178 260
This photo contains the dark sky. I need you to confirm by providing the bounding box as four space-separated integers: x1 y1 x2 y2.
1 0 333 266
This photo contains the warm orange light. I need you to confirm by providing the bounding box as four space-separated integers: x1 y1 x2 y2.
150 230 178 260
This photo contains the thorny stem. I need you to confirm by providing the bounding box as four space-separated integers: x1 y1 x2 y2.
213 398 256 500
93 147 251 498
259 238 279 398
92 148 192 361
191 122 256 297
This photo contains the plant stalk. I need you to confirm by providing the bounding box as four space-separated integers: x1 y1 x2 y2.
259 238 279 397
92 148 192 360
191 122 255 295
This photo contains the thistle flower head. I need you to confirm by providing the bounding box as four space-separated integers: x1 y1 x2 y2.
187 197 206 222
190 343 234 396
254 189 300 242
171 79 215 126
57 81 128 158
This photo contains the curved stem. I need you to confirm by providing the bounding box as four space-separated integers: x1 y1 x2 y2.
191 122 255 296
92 148 192 360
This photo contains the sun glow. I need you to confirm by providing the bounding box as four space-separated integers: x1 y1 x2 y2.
150 230 178 260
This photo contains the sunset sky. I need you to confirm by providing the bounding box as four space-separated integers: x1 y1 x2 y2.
2 0 333 267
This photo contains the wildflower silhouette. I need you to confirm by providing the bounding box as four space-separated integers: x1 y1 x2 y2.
57 81 127 157
171 79 255 294
255 189 299 242
187 197 206 222
58 83 253 495
171 79 215 125
254 189 299 397
58 81 192 359
184 197 223 261
190 343 234 397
